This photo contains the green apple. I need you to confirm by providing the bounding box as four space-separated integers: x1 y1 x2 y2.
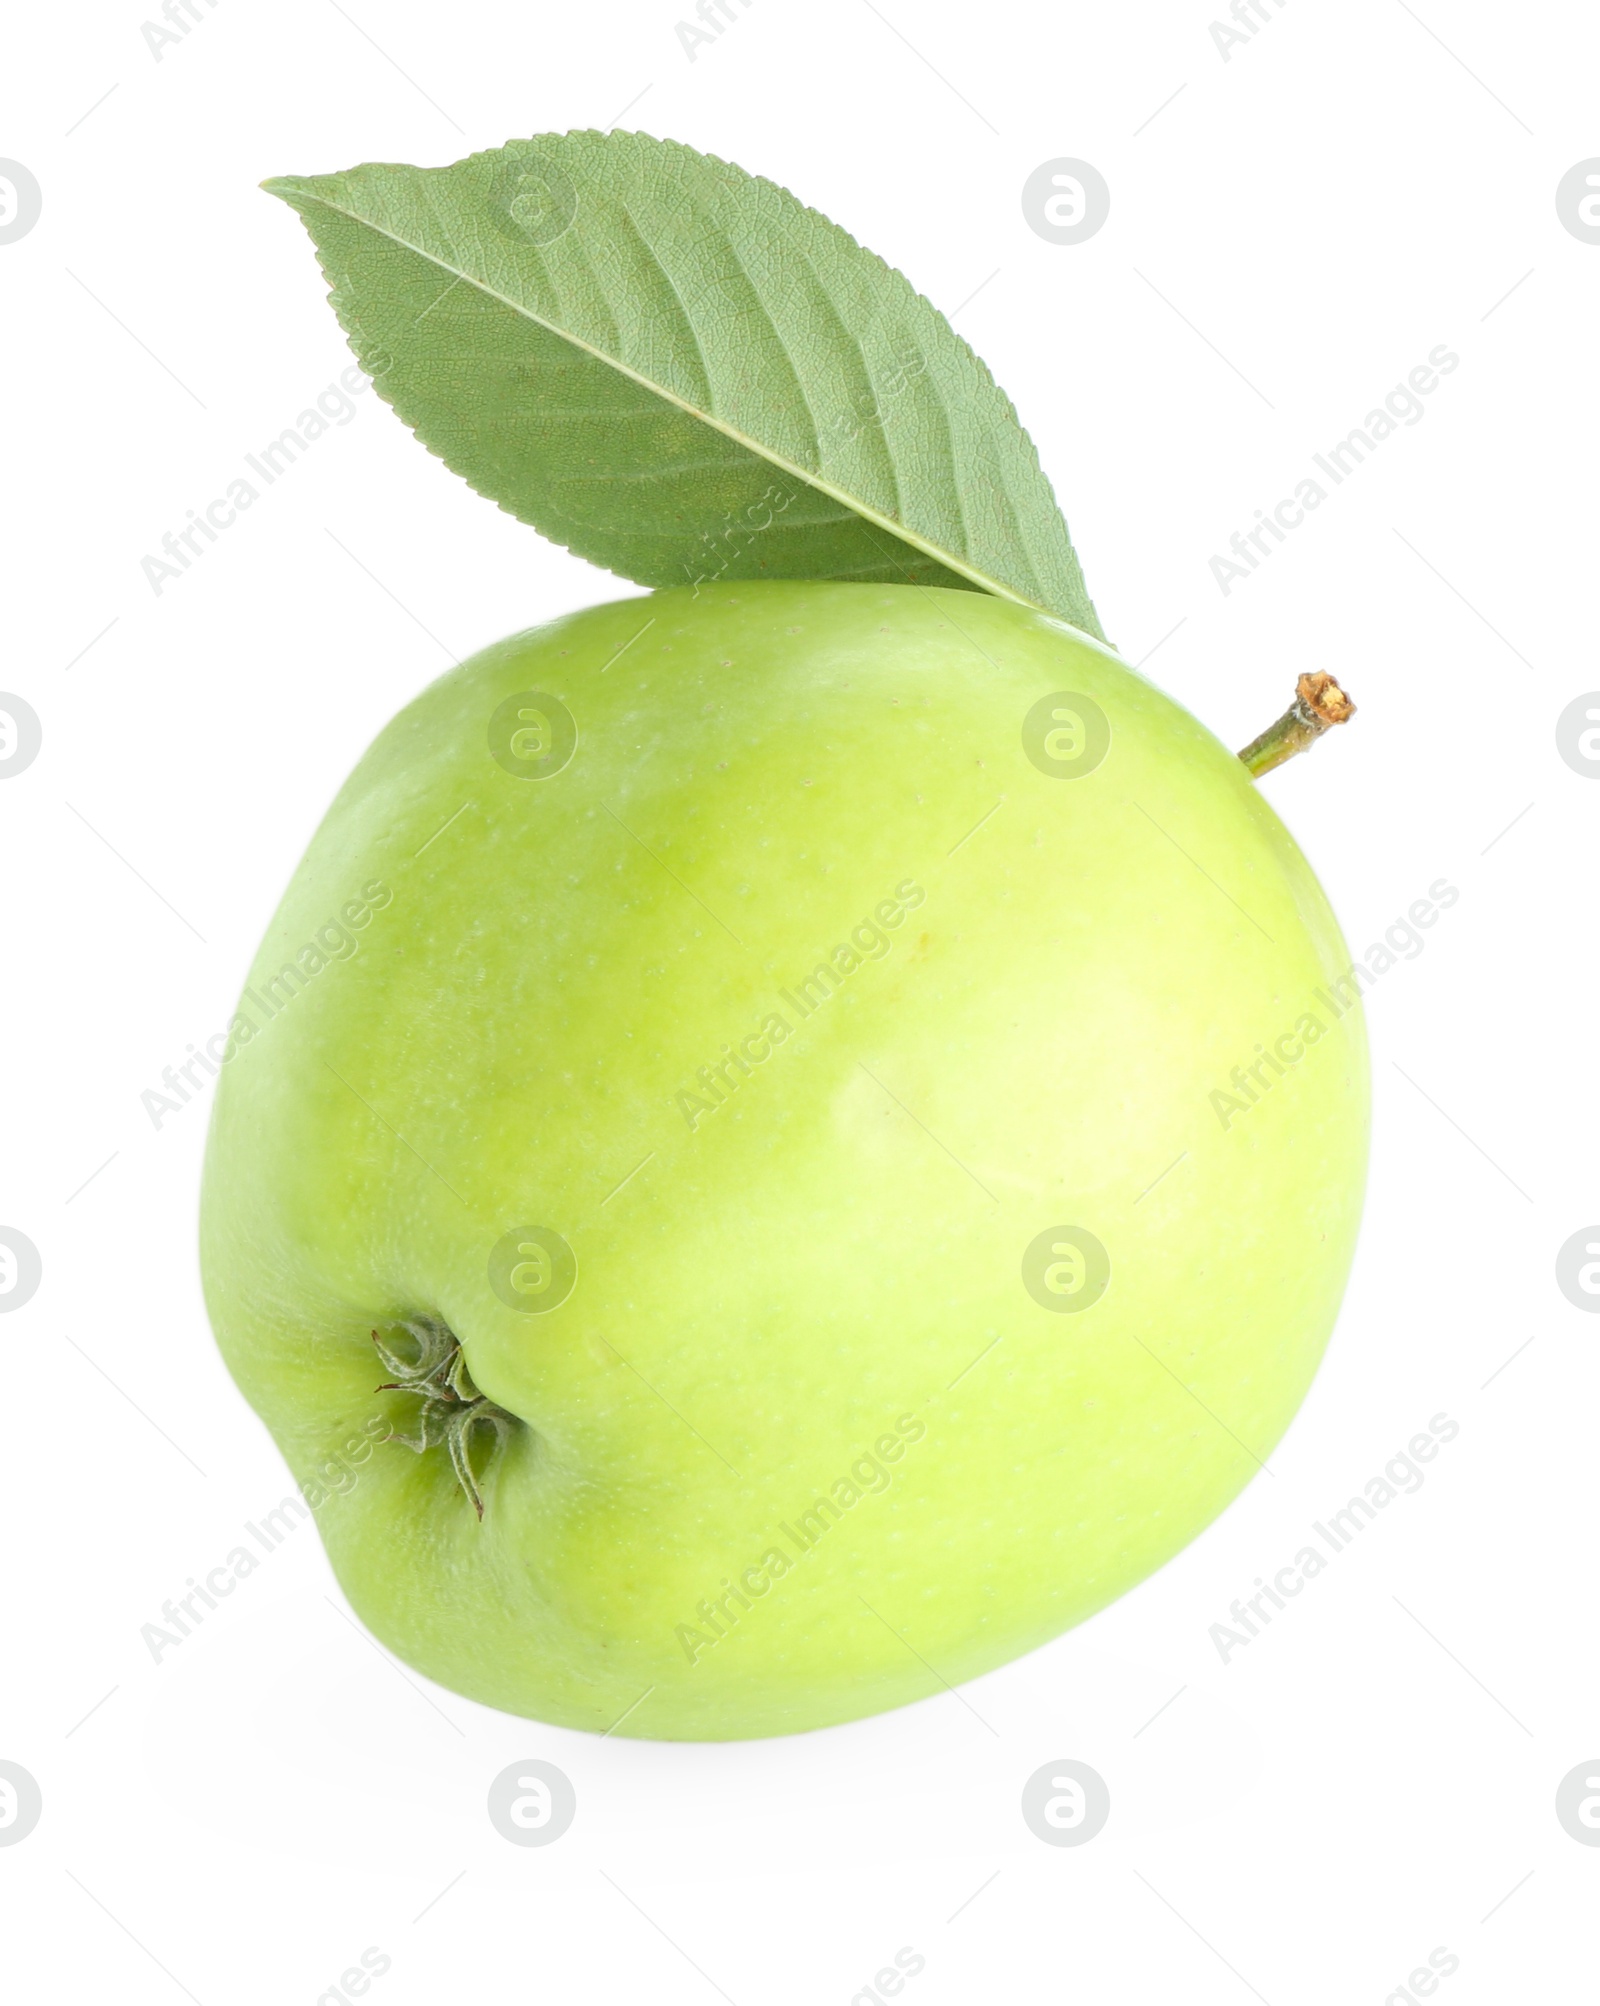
200 581 1366 1740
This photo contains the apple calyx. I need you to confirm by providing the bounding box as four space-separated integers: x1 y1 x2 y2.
1237 672 1357 779
371 1321 517 1520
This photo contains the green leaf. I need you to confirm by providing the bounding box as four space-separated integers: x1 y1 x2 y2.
266 131 1103 639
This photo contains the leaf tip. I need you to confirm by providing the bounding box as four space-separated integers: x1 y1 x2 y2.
260 174 314 209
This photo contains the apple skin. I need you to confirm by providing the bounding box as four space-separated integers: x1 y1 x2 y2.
199 582 1367 1740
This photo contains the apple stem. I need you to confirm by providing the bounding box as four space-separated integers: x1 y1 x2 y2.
1237 672 1356 779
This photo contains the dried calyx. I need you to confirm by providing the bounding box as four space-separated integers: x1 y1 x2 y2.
373 1319 517 1519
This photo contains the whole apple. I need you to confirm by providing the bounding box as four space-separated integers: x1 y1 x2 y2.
200 582 1367 1739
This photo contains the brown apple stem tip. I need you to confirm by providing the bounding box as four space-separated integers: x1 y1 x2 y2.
1237 672 1356 779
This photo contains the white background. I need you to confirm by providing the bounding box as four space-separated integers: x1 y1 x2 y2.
3 0 1598 1999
